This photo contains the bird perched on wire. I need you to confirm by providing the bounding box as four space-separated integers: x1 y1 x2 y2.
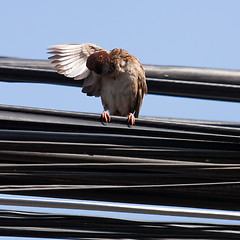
48 43 147 125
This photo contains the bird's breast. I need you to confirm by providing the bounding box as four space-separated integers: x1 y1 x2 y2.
100 72 138 116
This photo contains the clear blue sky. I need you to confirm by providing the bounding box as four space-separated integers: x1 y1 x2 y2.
1 0 240 122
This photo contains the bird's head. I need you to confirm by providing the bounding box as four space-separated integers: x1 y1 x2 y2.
86 51 115 75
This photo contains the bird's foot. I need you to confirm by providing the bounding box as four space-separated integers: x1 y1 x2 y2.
101 111 111 124
127 113 135 126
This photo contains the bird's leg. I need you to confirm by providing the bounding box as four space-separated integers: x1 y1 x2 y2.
101 111 111 124
127 113 135 126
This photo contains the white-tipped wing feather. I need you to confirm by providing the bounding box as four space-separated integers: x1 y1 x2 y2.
48 43 105 80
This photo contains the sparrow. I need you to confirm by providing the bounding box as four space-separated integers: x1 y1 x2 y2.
48 43 147 125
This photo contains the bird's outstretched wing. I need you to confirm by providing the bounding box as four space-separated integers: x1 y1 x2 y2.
48 43 105 80
48 43 105 97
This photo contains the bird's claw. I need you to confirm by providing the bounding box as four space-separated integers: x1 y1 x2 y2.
101 111 111 124
127 113 135 126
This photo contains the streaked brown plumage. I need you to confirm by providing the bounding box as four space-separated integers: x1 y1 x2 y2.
48 43 147 125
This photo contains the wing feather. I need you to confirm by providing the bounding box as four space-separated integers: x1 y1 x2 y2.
48 43 105 80
59 64 90 78
82 72 101 97
52 56 81 67
55 58 86 71
134 65 148 118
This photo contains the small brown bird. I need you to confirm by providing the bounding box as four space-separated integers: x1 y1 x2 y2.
48 43 147 125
